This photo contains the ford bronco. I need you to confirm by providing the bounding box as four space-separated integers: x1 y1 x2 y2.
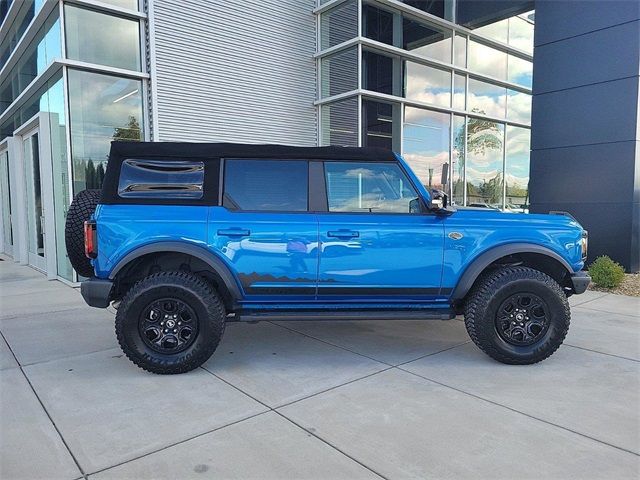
65 142 590 374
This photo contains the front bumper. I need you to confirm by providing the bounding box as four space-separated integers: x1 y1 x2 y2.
570 271 591 294
80 278 113 308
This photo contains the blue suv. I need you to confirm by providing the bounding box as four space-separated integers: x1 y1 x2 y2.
65 142 590 374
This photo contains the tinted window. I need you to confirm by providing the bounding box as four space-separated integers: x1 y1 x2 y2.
118 159 204 199
223 160 308 212
324 162 421 213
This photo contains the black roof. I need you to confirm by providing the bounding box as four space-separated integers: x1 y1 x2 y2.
109 141 397 162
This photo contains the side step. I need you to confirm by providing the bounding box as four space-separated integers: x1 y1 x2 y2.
231 309 456 323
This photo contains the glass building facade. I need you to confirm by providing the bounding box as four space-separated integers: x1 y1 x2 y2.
317 0 534 212
0 0 147 281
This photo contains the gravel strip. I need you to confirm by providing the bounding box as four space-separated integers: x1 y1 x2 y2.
589 273 640 297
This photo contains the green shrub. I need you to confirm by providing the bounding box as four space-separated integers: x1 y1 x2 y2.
588 256 625 288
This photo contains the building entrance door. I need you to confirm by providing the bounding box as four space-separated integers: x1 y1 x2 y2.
22 128 47 272
0 148 13 257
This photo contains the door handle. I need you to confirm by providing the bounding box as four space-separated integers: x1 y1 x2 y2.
217 228 250 237
327 230 359 239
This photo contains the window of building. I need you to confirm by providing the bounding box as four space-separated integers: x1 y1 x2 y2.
451 114 465 205
325 161 420 213
506 89 531 124
320 97 359 147
363 3 394 46
402 15 451 63
400 0 453 21
362 50 395 95
505 126 530 212
101 0 140 10
453 73 465 110
320 0 358 50
468 40 507 80
468 78 506 118
454 33 466 67
465 119 504 209
405 60 451 108
320 47 358 98
223 160 308 212
508 55 533 88
403 107 450 191
64 5 141 71
68 69 144 194
362 99 395 149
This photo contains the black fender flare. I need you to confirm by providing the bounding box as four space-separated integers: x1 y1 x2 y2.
450 243 573 302
109 241 242 303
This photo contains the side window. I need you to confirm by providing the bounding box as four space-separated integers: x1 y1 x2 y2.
324 162 421 213
223 159 308 212
118 159 204 199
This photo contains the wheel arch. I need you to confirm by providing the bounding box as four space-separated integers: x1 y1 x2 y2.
109 242 242 309
450 243 574 304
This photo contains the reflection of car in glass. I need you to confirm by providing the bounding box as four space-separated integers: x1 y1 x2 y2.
66 142 590 374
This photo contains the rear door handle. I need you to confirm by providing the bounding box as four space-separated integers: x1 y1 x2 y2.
327 230 359 239
217 228 250 237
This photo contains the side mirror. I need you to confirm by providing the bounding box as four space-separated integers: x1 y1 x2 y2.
409 198 422 214
430 189 448 210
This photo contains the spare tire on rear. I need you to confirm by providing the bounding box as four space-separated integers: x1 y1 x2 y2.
65 189 101 278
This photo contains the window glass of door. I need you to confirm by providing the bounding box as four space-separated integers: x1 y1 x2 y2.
324 162 420 213
223 160 308 212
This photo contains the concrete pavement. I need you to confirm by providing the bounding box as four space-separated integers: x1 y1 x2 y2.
1 258 638 479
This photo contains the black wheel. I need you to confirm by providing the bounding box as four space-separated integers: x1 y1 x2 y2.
64 189 101 278
115 271 225 374
464 266 570 365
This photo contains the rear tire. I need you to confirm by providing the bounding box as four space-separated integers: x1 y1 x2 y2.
65 189 101 278
115 271 225 374
464 266 570 365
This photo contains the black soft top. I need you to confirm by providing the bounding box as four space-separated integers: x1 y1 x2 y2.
101 141 396 206
109 141 396 162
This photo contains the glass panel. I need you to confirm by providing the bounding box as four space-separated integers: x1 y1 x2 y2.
40 74 73 280
402 16 451 63
68 69 144 194
362 50 394 95
465 119 504 209
403 107 449 192
400 0 453 21
0 0 48 70
320 0 358 50
454 34 466 67
508 55 533 88
453 73 465 110
405 61 451 107
223 160 308 212
509 11 534 54
0 150 12 248
473 19 508 44
506 89 531 124
505 126 530 213
100 0 139 10
320 97 358 147
451 115 465 205
119 160 204 199
0 10 60 114
363 3 394 46
362 99 394 149
468 78 506 118
468 40 507 80
24 133 45 257
321 47 358 98
64 5 141 71
324 162 420 213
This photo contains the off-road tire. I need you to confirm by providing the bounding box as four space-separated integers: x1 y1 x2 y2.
65 189 101 278
116 271 226 374
464 266 570 365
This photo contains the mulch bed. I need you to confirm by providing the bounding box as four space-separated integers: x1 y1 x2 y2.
589 273 640 297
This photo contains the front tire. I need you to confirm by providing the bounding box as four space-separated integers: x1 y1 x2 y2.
116 271 225 374
464 266 570 365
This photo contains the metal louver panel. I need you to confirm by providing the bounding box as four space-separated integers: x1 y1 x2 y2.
151 0 318 146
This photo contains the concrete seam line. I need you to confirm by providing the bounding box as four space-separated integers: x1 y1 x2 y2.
86 410 272 477
564 343 639 363
574 305 640 319
396 366 640 458
19 346 120 368
0 330 88 479
568 292 610 307
200 366 389 480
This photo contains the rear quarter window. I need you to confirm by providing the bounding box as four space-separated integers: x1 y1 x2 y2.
118 159 204 199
